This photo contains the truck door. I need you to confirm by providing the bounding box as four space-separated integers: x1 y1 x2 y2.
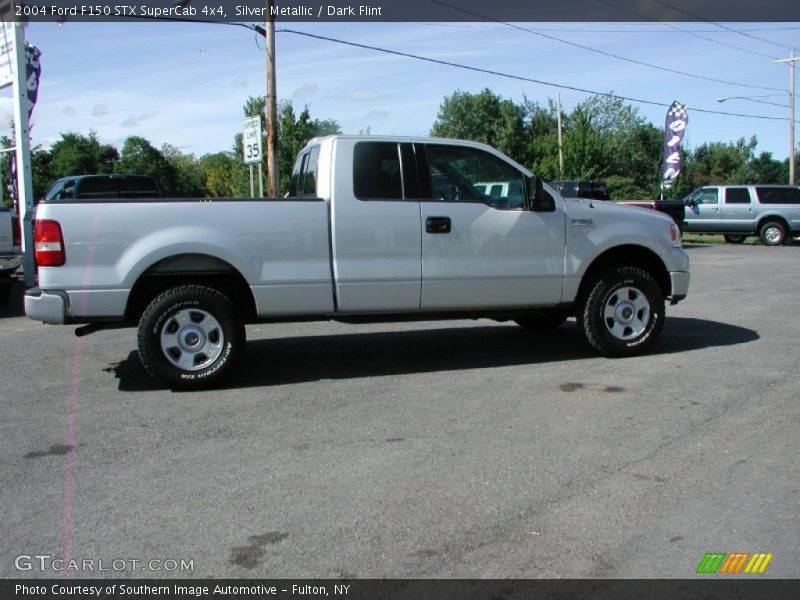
720 187 755 232
331 140 422 312
418 143 566 309
684 187 721 232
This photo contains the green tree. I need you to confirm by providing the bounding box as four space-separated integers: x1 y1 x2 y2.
430 89 526 161
751 151 787 184
234 97 340 195
560 95 662 197
162 144 206 197
562 102 610 180
48 131 118 178
0 134 57 204
200 152 239 197
522 98 561 180
114 136 178 196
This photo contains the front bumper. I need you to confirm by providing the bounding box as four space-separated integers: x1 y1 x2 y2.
669 271 690 304
24 287 67 324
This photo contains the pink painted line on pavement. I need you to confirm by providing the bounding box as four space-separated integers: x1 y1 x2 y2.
62 336 83 580
61 208 101 579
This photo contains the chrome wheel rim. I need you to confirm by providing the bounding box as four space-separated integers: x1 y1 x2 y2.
160 308 224 371
764 227 782 244
603 286 650 341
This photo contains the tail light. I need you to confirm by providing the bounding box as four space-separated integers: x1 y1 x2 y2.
34 219 65 266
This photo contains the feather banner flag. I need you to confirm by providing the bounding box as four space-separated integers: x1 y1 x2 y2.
661 101 688 191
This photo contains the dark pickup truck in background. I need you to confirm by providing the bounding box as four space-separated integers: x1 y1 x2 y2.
549 180 685 232
43 174 161 202
617 199 686 233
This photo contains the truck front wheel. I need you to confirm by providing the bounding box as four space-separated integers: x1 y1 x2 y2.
578 266 664 357
137 285 245 389
724 234 747 244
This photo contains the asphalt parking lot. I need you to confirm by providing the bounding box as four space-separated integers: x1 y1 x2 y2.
1 244 798 579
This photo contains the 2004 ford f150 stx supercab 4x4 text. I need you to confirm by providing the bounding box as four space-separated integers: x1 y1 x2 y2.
25 136 690 389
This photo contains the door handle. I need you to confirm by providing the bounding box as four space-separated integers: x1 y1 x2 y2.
426 216 451 234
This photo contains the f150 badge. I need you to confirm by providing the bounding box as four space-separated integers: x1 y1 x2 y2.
571 218 594 226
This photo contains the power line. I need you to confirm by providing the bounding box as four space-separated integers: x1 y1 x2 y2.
592 0 777 60
645 0 798 53
423 23 800 34
428 0 785 92
276 28 792 122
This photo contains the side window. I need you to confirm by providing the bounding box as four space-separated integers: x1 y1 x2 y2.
45 180 67 202
288 152 309 197
425 145 526 209
76 178 118 199
695 188 719 205
60 180 77 200
756 187 800 204
353 142 403 200
118 177 160 199
725 188 751 204
301 147 320 197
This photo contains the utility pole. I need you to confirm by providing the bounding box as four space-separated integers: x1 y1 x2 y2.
265 0 279 196
556 92 564 176
775 50 797 185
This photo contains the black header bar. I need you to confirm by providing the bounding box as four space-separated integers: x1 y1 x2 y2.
8 0 800 23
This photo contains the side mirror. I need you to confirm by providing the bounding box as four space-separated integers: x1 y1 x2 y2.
528 176 555 212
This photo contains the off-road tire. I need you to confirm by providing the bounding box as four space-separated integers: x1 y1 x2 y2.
578 266 664 357
138 285 245 389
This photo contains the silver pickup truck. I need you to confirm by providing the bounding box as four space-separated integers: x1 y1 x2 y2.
26 136 690 388
683 184 800 245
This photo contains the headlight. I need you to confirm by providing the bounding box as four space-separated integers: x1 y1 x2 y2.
669 224 682 248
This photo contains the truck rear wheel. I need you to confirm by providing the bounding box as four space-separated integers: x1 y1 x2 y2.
759 221 786 246
578 266 664 357
137 285 245 389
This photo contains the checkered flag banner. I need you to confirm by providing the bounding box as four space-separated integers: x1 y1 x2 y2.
661 100 689 191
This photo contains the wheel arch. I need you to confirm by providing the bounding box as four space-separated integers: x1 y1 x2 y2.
756 214 790 234
125 253 257 323
575 245 670 307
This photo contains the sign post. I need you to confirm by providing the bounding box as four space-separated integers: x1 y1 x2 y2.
243 116 263 198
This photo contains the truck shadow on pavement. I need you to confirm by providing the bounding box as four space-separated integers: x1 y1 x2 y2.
106 317 759 392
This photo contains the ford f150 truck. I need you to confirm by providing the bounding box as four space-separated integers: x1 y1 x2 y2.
25 136 690 388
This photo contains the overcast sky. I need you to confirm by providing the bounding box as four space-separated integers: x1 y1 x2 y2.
2 20 798 161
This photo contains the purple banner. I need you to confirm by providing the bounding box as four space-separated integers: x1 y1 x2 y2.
7 44 41 204
660 101 688 191
26 44 42 118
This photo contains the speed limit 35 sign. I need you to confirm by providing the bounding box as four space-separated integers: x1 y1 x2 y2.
243 116 263 165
